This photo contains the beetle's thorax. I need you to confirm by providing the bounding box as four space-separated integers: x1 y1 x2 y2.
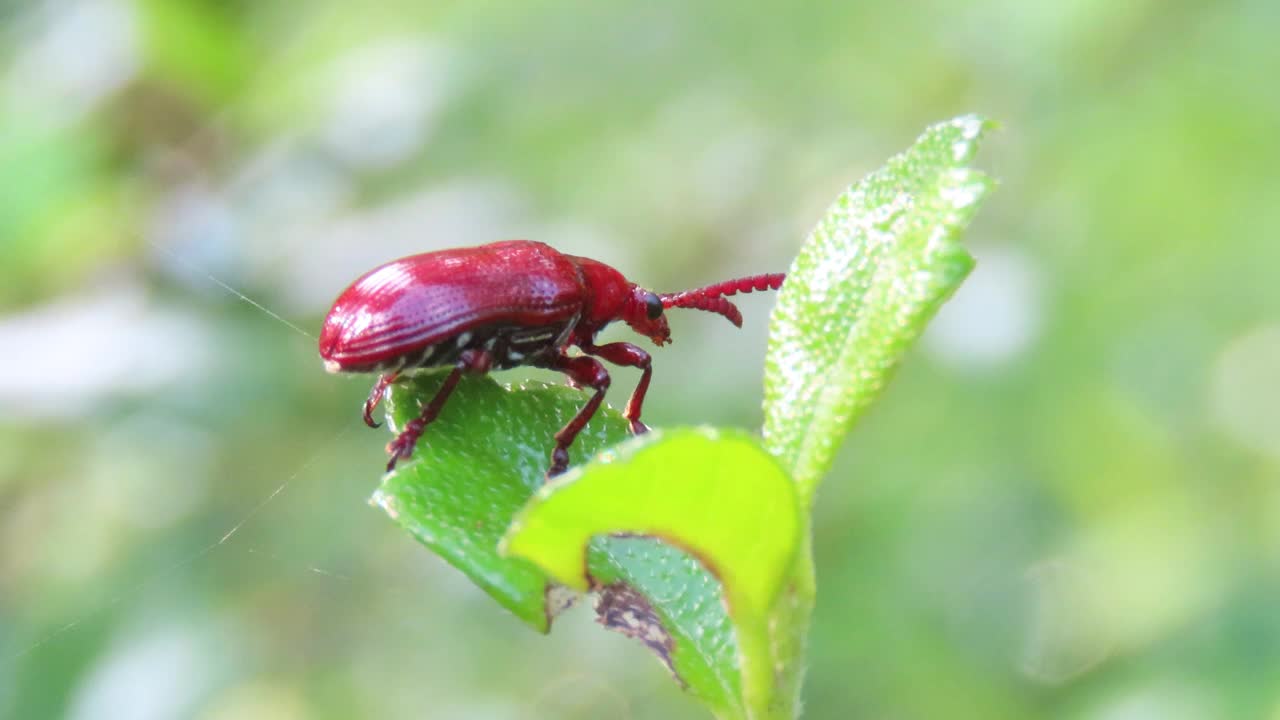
567 256 630 334
567 255 671 346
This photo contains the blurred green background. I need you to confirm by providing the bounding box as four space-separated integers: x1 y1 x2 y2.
2 1 1279 718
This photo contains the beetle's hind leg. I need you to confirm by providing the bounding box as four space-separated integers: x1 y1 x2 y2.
546 353 611 480
385 350 492 471
362 372 400 428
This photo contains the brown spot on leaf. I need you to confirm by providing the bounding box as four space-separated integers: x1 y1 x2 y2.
594 582 685 688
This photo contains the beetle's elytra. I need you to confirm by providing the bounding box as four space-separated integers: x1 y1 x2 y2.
319 240 784 478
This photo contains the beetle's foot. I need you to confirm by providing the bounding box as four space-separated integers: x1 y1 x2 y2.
546 447 570 481
628 419 649 435
385 431 420 471
363 372 399 429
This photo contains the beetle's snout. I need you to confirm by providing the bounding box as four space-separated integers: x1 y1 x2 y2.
623 319 670 348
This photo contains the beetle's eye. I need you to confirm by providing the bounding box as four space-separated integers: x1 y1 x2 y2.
644 293 664 320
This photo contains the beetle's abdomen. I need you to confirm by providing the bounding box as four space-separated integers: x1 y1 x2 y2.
319 241 584 373
352 318 575 373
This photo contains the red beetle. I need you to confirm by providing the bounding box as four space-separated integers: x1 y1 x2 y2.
319 240 783 477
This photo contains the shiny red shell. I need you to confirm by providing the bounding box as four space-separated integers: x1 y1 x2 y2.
320 241 603 373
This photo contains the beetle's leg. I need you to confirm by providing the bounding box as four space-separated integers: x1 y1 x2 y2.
545 354 611 479
581 341 652 435
362 372 400 428
385 349 492 471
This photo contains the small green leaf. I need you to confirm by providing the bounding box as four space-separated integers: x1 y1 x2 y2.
763 114 995 504
503 428 801 718
371 373 629 632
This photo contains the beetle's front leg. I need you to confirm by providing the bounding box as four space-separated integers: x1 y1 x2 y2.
582 341 652 435
545 353 611 479
363 371 400 428
385 349 492 471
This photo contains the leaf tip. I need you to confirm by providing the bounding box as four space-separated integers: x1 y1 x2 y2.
369 488 399 520
935 114 996 166
948 113 1000 138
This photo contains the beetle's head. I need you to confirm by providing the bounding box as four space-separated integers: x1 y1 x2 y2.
621 285 672 346
573 252 786 348
621 272 789 346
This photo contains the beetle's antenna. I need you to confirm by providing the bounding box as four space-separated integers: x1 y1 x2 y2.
659 273 785 327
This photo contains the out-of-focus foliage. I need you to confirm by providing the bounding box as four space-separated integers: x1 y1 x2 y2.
2 2 1279 719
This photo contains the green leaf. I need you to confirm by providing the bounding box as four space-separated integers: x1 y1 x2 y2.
756 115 995 716
763 114 995 505
372 375 799 719
503 428 801 719
371 373 629 632
588 535 743 716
